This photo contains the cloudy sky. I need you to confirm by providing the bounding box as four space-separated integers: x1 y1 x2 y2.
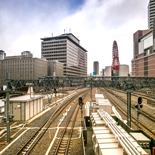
0 0 149 74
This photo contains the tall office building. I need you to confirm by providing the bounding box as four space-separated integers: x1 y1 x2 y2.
148 0 155 29
93 61 99 75
41 33 87 76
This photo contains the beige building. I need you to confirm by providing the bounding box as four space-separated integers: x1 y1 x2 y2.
0 51 48 88
48 60 63 76
41 33 87 76
104 65 129 76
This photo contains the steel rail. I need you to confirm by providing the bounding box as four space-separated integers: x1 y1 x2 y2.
53 92 88 155
15 89 87 155
102 88 155 137
105 88 155 123
110 87 155 100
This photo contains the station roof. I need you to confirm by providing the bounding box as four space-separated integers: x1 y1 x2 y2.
3 95 44 103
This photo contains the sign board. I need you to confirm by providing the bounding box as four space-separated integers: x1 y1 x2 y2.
93 72 96 75
39 78 43 83
3 85 7 90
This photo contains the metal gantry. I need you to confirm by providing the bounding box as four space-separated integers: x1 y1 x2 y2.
5 74 155 141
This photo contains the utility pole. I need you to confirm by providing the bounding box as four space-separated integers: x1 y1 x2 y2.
43 75 45 108
90 77 93 107
6 73 10 142
127 74 132 128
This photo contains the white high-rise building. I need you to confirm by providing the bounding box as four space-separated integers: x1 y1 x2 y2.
41 33 87 76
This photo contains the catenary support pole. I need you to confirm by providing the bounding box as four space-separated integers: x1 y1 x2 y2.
6 73 10 142
127 91 131 127
90 83 92 107
127 74 131 127
43 75 45 108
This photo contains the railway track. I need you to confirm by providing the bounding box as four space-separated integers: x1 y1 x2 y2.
51 91 88 155
102 88 155 138
52 98 80 155
110 87 155 100
15 89 88 155
105 88 155 123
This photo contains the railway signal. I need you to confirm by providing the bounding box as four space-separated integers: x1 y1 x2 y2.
135 96 143 129
54 89 57 93
54 89 58 105
138 97 142 104
79 97 83 104
79 97 84 126
135 97 143 110
79 97 84 109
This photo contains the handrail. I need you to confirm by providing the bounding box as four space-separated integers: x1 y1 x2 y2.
97 110 142 155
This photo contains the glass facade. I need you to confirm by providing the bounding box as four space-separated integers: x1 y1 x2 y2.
144 35 153 49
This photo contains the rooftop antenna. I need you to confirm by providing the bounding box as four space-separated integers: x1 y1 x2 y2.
52 33 53 37
64 29 65 34
69 29 71 33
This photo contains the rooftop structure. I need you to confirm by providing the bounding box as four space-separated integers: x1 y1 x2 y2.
0 50 6 60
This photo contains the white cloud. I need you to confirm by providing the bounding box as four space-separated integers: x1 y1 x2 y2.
0 0 149 74
59 0 148 73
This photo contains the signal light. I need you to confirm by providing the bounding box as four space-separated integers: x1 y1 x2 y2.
135 97 143 110
54 89 57 93
135 105 138 109
138 97 142 104
79 97 83 105
140 105 143 108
